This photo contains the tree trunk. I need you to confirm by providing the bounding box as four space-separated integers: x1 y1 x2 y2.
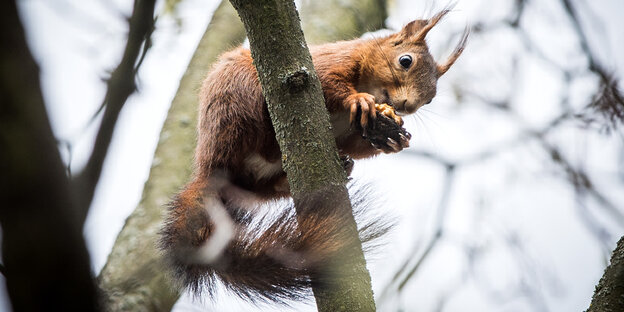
0 0 98 310
587 236 624 312
228 0 382 311
97 2 246 311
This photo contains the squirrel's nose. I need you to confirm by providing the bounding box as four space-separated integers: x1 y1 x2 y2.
397 99 407 109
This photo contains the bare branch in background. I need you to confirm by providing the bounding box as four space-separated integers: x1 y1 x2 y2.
540 141 624 227
378 165 455 305
560 0 624 130
396 165 455 290
72 0 156 226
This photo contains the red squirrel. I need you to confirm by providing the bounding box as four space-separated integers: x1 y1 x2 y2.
160 10 468 302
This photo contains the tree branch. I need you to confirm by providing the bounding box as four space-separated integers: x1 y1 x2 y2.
72 0 156 226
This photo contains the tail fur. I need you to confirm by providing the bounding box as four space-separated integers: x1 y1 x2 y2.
159 177 391 303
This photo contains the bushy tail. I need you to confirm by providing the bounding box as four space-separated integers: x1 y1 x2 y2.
159 177 391 303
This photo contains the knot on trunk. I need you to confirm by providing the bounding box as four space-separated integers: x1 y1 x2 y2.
283 68 309 93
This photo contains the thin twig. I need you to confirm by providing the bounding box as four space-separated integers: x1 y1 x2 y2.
378 165 456 304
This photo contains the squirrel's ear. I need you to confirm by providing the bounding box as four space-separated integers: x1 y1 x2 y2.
394 20 427 45
394 9 450 45
413 9 450 42
437 26 470 77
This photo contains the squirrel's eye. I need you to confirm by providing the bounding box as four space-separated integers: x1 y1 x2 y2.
399 55 412 69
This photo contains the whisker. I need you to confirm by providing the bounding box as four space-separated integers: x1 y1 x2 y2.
417 110 443 129
420 107 449 120
415 112 440 151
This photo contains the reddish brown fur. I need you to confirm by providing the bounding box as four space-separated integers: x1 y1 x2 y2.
160 11 468 302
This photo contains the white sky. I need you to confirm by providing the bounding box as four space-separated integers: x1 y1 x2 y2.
6 0 624 311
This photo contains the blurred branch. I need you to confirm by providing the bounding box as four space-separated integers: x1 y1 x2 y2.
561 0 624 130
470 232 551 312
396 165 456 291
560 0 602 74
432 271 469 312
378 165 455 305
540 141 624 227
72 0 156 226
575 195 614 264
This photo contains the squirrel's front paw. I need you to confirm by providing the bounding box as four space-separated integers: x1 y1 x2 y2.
345 93 376 129
362 112 411 154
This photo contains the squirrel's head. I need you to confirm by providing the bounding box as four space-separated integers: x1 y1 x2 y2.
358 10 469 115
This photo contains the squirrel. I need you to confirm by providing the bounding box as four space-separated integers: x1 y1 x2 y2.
159 9 468 303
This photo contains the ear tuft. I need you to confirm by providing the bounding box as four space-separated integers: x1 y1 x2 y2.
413 9 451 42
394 20 427 45
394 7 455 45
437 26 470 77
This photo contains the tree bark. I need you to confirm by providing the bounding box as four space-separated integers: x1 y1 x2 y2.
0 0 98 310
97 2 246 311
587 236 624 312
228 0 383 311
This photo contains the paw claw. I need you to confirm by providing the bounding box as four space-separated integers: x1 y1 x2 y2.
387 138 401 152
399 133 410 148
